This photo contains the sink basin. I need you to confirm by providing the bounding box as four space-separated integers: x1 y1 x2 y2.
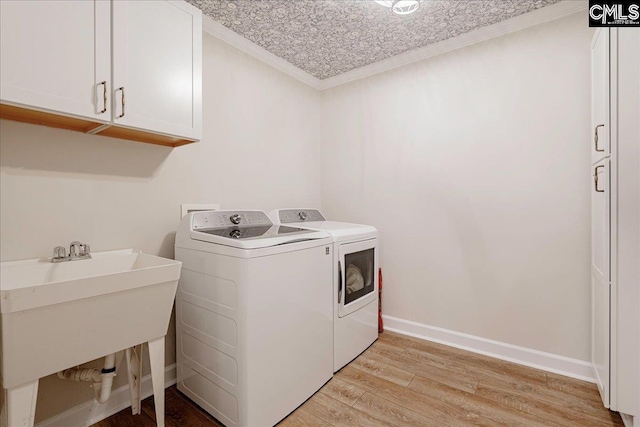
0 249 181 390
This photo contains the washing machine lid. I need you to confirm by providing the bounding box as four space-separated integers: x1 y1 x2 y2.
269 209 378 243
189 210 330 249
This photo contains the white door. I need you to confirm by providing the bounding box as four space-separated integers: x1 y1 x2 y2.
0 0 111 121
591 158 610 407
338 239 378 318
591 28 610 165
112 1 202 140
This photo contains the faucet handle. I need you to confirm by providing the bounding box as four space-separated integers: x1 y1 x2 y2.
69 241 81 257
81 244 90 256
53 246 66 259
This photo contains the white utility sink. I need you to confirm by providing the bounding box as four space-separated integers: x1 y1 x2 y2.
0 249 181 427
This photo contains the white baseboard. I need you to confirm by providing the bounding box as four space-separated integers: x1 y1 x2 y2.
36 364 177 427
620 412 636 427
382 315 596 383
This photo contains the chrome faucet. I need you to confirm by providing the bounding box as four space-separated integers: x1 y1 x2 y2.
52 241 92 263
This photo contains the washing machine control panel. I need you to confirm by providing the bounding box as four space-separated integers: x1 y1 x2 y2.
279 209 325 223
192 210 272 230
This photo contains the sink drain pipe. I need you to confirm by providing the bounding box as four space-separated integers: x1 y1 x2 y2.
56 353 117 404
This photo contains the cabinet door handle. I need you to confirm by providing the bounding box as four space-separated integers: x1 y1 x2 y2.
594 124 605 152
116 87 125 118
99 81 107 114
594 165 605 193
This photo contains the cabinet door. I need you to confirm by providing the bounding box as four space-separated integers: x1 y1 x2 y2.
591 158 610 407
0 0 111 122
112 1 202 140
591 28 610 164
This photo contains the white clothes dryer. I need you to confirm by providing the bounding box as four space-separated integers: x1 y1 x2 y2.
175 210 333 427
269 209 378 372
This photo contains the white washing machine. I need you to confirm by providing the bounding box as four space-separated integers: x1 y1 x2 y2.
269 209 378 372
175 210 333 427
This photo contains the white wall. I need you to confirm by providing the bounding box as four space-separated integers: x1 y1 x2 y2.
321 14 593 361
0 33 321 422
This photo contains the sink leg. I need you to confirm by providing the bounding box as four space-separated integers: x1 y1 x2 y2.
148 337 165 427
126 344 144 415
4 380 38 427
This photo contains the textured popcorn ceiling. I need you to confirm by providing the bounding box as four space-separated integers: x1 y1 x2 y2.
188 0 562 80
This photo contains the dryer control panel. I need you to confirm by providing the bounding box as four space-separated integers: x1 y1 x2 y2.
192 210 272 230
279 209 326 223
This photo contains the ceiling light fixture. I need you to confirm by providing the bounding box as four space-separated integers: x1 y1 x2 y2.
374 0 422 15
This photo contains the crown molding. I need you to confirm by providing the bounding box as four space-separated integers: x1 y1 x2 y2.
201 15 324 90
201 0 588 91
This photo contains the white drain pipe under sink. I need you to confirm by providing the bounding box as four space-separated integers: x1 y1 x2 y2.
56 353 116 404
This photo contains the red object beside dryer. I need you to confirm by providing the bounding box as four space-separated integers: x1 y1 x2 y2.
378 268 383 333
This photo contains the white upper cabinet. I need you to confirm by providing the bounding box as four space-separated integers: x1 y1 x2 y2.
0 0 202 147
0 0 111 127
110 1 202 141
591 28 610 164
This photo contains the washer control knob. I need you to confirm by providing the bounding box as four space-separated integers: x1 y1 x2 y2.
230 229 241 239
298 211 308 221
230 214 241 225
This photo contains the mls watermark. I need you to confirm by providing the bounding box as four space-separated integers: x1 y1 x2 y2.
589 1 640 26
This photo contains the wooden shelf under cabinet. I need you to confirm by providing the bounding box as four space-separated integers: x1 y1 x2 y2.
0 104 103 134
93 125 196 148
0 104 197 148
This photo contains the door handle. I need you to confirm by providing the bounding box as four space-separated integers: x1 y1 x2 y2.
116 87 125 118
594 165 605 193
98 81 107 114
338 261 342 304
594 124 605 152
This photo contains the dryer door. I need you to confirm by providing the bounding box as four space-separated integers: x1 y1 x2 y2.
338 239 378 318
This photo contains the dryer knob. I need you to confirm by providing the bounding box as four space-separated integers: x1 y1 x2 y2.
230 214 241 224
298 211 308 220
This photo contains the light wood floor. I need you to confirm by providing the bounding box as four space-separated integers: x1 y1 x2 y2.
94 331 623 427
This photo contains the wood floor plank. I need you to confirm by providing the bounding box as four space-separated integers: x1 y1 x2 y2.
337 365 491 427
350 354 415 386
368 338 407 356
403 344 547 389
143 387 225 427
364 344 480 394
546 371 603 403
408 375 564 427
475 381 612 427
353 392 444 427
319 377 366 406
479 374 623 425
278 408 333 427
302 392 388 427
402 345 489 378
406 338 548 386
97 408 156 427
376 330 416 350
169 387 226 426
405 374 484 411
